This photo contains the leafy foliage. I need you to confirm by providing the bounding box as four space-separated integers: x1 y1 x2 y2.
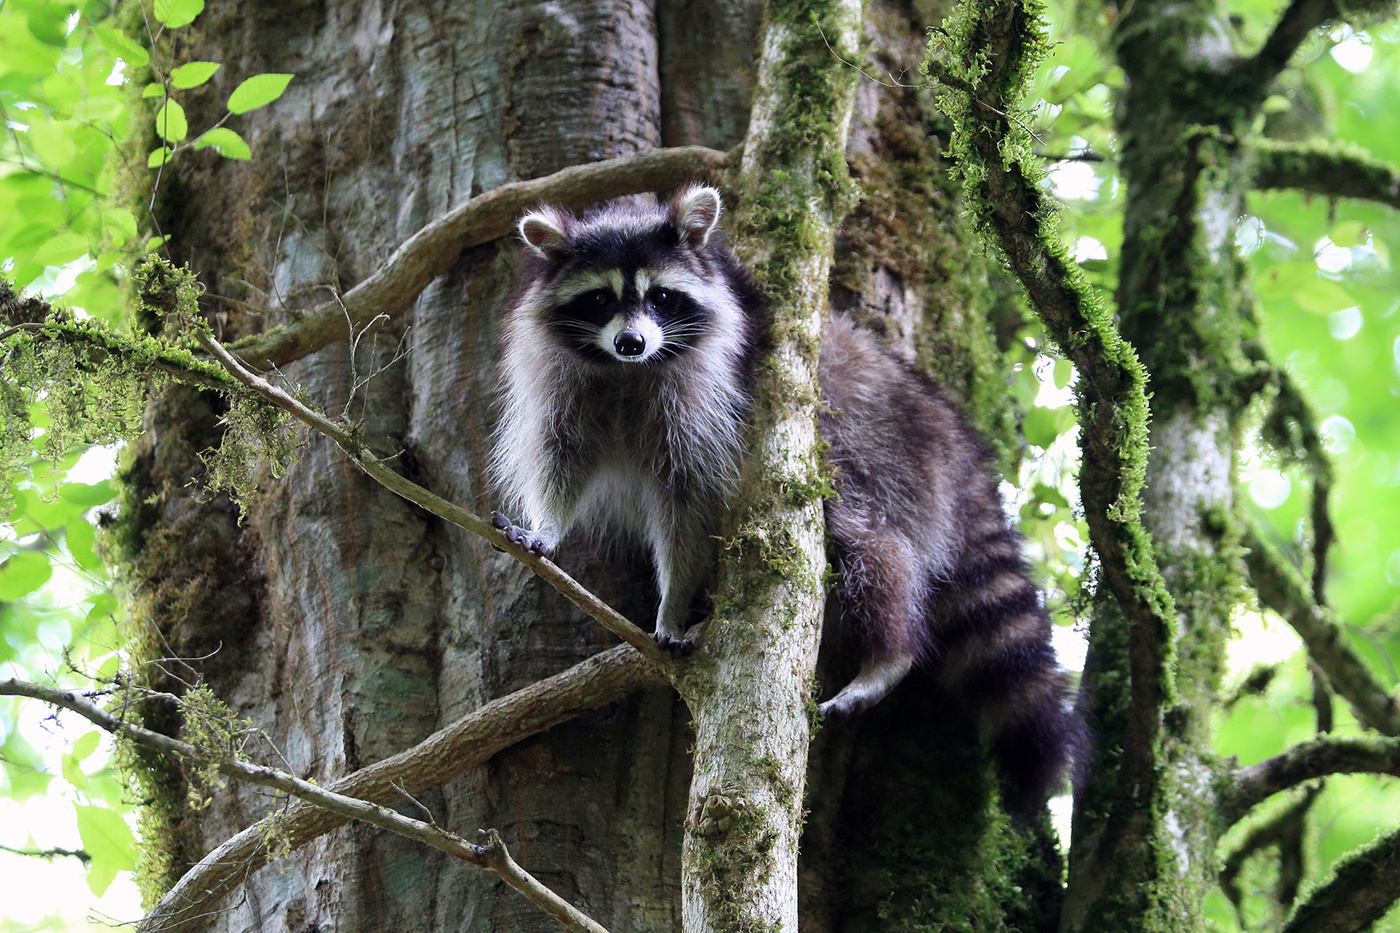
0 1 295 922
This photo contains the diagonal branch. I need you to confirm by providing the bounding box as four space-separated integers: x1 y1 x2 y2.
228 146 729 370
1221 734 1400 824
1251 138 1400 210
1281 819 1400 933
1 676 622 933
928 0 1177 808
1243 526 1400 735
196 330 667 665
1234 0 1339 100
26 644 661 932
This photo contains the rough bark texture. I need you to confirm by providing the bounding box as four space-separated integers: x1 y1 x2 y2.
119 0 1058 930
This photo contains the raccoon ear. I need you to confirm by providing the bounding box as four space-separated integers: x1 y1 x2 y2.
518 207 573 260
672 185 722 248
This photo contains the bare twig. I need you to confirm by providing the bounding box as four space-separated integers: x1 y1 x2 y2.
1243 526 1400 736
195 330 667 665
0 677 612 933
0 843 91 864
228 146 730 370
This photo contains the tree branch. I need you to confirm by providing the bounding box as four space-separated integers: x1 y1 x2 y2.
1235 0 1339 96
5 644 660 932
1243 527 1400 735
1220 784 1321 921
0 285 236 393
0 843 91 863
1281 819 1400 933
1251 138 1400 210
928 0 1177 811
0 677 613 933
1222 734 1400 824
227 146 730 370
195 331 668 665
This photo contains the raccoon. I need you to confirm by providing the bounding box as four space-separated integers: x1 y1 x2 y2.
490 185 1084 810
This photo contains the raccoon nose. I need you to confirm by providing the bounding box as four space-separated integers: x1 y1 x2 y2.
614 331 646 357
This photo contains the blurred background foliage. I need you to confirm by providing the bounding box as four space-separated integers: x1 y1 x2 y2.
1 0 1399 929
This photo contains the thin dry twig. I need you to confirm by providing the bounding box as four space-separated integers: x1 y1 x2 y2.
195 330 667 666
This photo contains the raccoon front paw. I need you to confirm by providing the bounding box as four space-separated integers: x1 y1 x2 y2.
654 631 696 656
490 511 556 558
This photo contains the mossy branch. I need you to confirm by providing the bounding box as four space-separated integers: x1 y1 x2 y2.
1220 784 1320 921
1250 138 1400 210
928 0 1177 792
0 678 615 933
228 146 730 370
1243 526 1400 735
194 330 667 666
1222 734 1400 824
1279 817 1400 933
1257 360 1336 602
1233 0 1340 107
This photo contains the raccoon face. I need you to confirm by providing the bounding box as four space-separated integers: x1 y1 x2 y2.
515 187 730 366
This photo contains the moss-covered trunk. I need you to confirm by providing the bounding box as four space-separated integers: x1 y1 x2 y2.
1063 3 1251 929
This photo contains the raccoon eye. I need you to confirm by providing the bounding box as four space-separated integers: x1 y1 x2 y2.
651 288 672 307
590 290 610 307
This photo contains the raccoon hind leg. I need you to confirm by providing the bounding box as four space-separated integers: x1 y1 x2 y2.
818 527 926 720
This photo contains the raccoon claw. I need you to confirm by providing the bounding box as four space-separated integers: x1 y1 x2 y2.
654 632 695 656
816 697 856 722
490 511 556 558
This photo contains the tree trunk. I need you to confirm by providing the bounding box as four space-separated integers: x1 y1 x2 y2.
118 1 1059 930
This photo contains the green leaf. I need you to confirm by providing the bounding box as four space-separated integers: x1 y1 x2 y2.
192 126 251 159
75 804 136 873
93 25 149 66
1053 358 1074 390
105 206 138 244
62 752 90 789
1330 220 1368 248
1024 405 1066 449
72 730 101 762
1033 482 1071 509
61 480 115 507
142 82 166 98
146 234 168 251
152 0 204 28
67 517 101 572
153 99 188 142
148 145 173 168
171 60 220 89
226 73 293 114
27 5 75 48
0 551 53 600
